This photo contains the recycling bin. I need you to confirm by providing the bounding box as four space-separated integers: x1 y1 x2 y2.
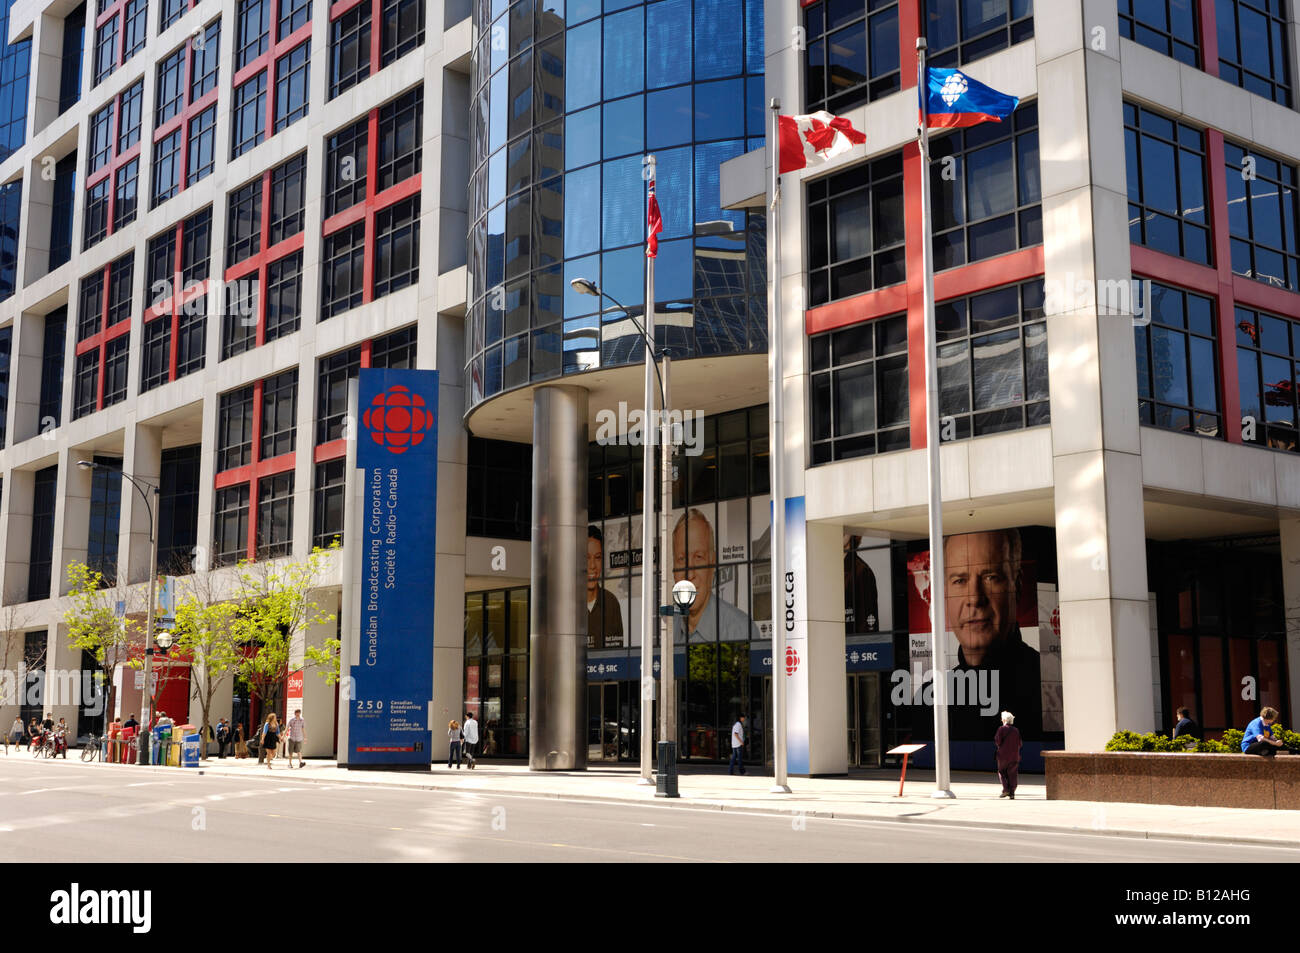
182 733 201 768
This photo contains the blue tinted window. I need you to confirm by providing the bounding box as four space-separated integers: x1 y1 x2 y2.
564 254 600 316
565 165 601 257
695 79 745 141
0 0 32 163
486 203 506 287
568 0 600 24
566 21 601 109
603 94 643 158
657 146 693 239
695 0 744 80
745 0 764 74
602 155 643 247
490 68 509 150
746 77 765 137
647 85 692 148
601 245 645 308
647 0 692 88
653 237 693 301
566 105 600 168
695 139 745 231
604 7 644 99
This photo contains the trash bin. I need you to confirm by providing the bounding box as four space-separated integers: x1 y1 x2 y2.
182 733 201 768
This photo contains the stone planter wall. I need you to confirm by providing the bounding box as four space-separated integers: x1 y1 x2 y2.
1045 751 1300 809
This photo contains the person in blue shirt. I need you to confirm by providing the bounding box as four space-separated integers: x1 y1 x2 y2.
1242 707 1284 756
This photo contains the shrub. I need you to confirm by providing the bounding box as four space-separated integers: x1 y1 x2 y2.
1104 728 1257 753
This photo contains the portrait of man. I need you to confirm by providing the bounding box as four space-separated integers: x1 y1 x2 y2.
942 529 1042 738
587 525 623 649
673 508 759 643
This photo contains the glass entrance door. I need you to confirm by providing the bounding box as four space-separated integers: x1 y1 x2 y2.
846 673 882 767
587 682 620 762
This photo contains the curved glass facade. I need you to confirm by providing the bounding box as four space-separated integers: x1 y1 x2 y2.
467 0 768 408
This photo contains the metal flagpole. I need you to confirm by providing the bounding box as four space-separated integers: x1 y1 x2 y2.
640 155 657 783
768 98 791 794
917 37 954 799
658 354 674 753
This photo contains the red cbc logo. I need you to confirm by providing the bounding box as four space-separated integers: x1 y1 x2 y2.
362 385 434 454
785 646 799 676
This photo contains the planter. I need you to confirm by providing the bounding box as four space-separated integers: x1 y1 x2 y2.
1044 751 1300 809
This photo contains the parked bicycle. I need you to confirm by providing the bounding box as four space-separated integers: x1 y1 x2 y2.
80 734 104 762
31 731 54 759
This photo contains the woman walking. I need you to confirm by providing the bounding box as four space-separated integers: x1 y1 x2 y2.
994 711 1023 799
447 719 462 769
261 714 281 770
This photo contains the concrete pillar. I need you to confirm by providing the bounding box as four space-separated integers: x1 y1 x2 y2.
1039 1 1154 747
121 422 162 584
296 589 339 758
2 468 35 602
432 313 468 748
528 384 587 770
1281 519 1300 721
58 447 93 593
793 520 847 776
11 310 45 444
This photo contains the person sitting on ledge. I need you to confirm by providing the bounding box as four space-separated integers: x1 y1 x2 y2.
1242 707 1284 757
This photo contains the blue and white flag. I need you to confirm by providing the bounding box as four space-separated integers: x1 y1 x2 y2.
921 67 1019 128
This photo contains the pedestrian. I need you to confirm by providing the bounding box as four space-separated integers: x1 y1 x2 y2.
1172 706 1200 742
286 709 307 768
260 713 281 770
6 716 22 754
55 718 69 758
27 717 40 751
447 719 461 769
729 714 746 775
123 713 139 731
1242 707 1284 756
461 711 479 769
215 718 230 759
994 710 1022 799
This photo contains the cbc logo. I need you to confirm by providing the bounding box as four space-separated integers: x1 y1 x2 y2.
362 385 434 455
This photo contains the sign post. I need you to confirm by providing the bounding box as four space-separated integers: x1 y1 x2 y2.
345 369 439 768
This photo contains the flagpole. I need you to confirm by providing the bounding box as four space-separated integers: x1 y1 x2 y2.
917 37 954 799
768 98 791 794
640 154 657 783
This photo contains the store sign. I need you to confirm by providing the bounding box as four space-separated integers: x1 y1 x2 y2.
347 369 438 766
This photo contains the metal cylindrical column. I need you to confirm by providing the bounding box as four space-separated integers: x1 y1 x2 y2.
529 385 589 771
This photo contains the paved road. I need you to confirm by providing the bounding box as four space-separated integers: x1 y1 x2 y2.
1 757 1295 862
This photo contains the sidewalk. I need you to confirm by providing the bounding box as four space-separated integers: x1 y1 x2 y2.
30 752 1300 849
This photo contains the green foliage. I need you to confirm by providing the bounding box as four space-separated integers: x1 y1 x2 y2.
1221 728 1245 751
1105 727 1261 753
64 562 139 668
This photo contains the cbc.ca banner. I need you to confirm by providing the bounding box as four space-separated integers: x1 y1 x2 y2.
783 496 810 775
348 368 438 766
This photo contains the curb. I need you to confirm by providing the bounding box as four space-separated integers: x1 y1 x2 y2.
19 756 1300 850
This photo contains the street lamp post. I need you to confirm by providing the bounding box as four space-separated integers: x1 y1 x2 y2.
570 278 670 784
79 461 161 766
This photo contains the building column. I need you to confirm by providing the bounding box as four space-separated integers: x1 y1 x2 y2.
295 588 339 758
2 469 35 603
528 384 587 770
1039 3 1154 748
58 447 93 593
787 519 847 776
1281 519 1300 721
432 313 468 749
121 422 162 584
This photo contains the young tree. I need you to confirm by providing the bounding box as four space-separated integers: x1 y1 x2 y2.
63 562 144 734
0 600 38 732
231 547 340 723
171 571 243 759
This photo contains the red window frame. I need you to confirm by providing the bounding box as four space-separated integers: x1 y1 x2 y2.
223 155 307 350
328 0 381 84
85 81 144 246
94 0 145 83
232 0 313 151
76 255 134 413
320 102 423 312
311 325 417 463
214 372 298 563
144 212 211 387
152 23 222 206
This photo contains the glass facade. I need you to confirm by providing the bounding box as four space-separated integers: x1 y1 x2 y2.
1125 103 1209 266
1133 279 1220 437
0 0 31 164
464 586 530 757
1236 305 1300 451
466 0 768 408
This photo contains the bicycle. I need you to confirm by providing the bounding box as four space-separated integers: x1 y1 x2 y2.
80 734 103 762
31 733 54 759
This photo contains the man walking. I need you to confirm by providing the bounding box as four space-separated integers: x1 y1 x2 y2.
215 718 230 759
729 714 746 775
286 709 307 768
461 711 479 769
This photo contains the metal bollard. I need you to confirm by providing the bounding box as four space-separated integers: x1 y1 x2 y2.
655 740 679 798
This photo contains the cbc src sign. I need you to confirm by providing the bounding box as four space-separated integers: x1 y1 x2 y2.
348 369 438 766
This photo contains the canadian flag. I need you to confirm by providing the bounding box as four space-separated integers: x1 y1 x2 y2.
646 178 663 258
777 112 866 174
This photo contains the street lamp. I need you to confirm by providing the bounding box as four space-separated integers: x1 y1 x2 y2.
671 579 697 614
78 460 161 765
570 277 676 785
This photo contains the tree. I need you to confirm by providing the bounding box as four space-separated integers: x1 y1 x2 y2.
170 571 243 759
63 562 144 733
0 599 38 714
231 547 340 722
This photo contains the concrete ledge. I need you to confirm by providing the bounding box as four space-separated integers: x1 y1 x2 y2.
1046 751 1300 809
